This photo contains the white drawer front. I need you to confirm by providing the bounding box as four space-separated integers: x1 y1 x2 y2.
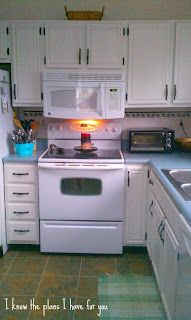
40 221 123 254
4 163 36 183
7 221 39 243
5 184 36 202
6 203 37 220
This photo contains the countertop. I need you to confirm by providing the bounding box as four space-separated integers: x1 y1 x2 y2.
3 140 47 163
124 151 191 227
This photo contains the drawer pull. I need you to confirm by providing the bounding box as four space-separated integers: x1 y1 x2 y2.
13 192 29 195
12 173 29 176
13 211 29 214
14 229 30 233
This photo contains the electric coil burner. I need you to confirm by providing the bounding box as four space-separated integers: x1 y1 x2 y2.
38 121 125 254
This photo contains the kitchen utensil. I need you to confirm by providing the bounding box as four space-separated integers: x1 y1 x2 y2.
13 117 23 130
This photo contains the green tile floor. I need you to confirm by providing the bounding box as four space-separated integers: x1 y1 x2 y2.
0 247 166 320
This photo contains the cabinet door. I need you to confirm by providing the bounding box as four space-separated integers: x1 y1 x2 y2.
152 199 165 290
161 220 179 320
128 23 172 104
124 168 147 245
12 24 42 106
0 24 10 61
87 23 124 68
45 23 82 68
146 191 155 259
173 23 191 103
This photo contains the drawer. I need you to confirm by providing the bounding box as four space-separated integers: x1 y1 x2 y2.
4 163 36 183
40 220 123 253
5 184 36 202
7 221 39 244
6 203 37 220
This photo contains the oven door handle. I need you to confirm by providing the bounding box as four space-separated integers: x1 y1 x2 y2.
38 163 124 170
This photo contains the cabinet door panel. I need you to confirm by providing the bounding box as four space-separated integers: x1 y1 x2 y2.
0 24 9 61
87 23 124 68
12 24 42 106
124 169 147 244
128 23 171 104
152 200 165 290
45 23 81 68
146 191 155 259
173 23 191 103
161 221 179 320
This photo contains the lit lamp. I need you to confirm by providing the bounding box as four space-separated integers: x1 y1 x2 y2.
71 121 98 151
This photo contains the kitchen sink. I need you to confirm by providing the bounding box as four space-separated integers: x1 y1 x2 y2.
162 169 191 201
167 169 191 183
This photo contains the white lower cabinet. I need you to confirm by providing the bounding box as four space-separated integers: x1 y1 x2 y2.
4 162 39 244
147 170 180 320
152 198 165 290
161 220 179 320
124 165 147 245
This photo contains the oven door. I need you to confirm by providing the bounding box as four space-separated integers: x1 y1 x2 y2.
43 81 105 119
38 163 125 221
130 131 165 152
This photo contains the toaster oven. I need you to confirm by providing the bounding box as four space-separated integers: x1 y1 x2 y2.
128 128 174 153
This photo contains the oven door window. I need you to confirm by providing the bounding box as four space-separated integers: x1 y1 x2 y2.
60 178 102 196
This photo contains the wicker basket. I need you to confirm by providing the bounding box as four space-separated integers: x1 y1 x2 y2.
65 6 104 20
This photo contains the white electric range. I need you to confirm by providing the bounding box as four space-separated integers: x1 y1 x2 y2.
38 121 125 254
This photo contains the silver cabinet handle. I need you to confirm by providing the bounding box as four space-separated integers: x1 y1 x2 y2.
165 84 168 100
13 211 29 214
87 48 89 65
160 224 165 244
14 229 30 233
79 48 81 64
13 84 16 100
13 192 29 195
12 172 29 176
173 84 177 100
149 200 153 216
149 179 154 185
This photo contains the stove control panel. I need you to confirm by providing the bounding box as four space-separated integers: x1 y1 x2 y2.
47 121 122 140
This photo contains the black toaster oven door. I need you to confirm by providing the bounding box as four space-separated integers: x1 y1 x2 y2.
129 131 165 152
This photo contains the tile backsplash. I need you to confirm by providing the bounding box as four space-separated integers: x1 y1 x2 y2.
16 108 191 141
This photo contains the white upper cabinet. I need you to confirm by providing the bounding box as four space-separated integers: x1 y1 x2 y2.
45 23 82 68
86 23 124 68
173 22 191 103
0 24 11 61
12 24 43 107
44 22 125 69
128 22 172 105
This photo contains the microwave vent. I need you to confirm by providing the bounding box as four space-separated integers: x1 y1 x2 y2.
67 73 123 81
43 72 124 81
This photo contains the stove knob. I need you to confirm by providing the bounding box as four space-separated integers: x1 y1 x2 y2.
112 127 116 133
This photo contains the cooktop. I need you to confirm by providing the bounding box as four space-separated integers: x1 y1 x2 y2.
41 148 123 160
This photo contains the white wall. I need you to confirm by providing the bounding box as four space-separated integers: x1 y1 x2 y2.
0 0 191 20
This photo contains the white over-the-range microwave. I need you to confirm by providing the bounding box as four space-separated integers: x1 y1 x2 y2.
42 71 125 119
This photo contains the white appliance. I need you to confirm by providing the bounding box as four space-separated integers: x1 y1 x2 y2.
38 121 125 254
175 215 191 319
42 72 125 119
0 69 14 254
